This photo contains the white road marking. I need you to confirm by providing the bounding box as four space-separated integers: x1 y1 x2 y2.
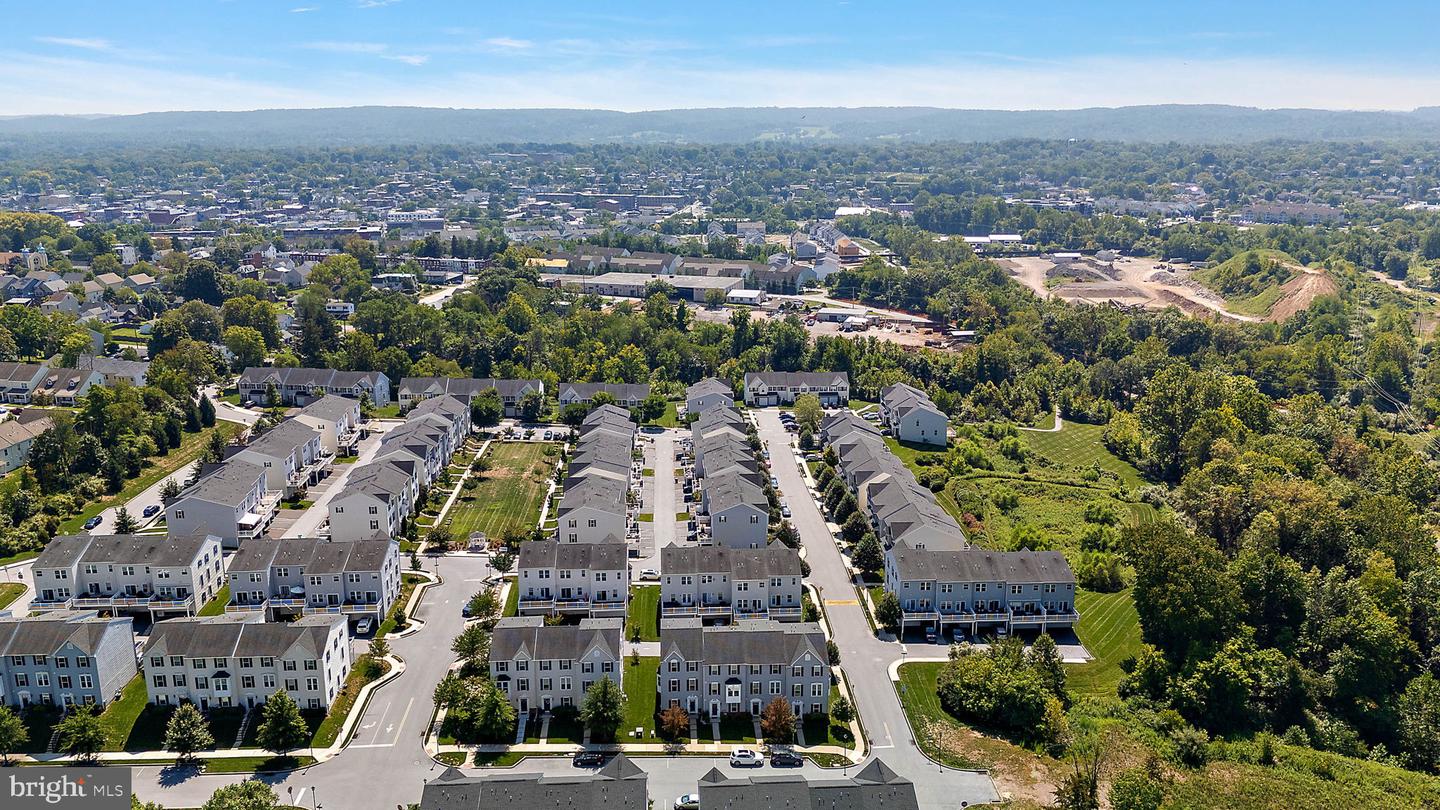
348 742 396 749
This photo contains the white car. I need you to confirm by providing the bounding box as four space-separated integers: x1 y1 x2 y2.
638 568 660 581
729 748 762 767
354 617 373 635
674 794 700 810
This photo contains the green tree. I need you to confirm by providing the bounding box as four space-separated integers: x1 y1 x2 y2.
57 706 106 762
840 510 869 544
470 390 503 426
852 532 884 574
452 623 491 669
1130 521 1238 663
0 704 28 763
222 326 266 371
1399 673 1440 772
198 394 216 427
164 702 215 760
1109 767 1164 810
660 705 690 741
760 695 796 743
113 505 138 533
255 690 309 756
875 590 902 633
200 780 278 810
792 393 823 433
473 679 517 742
580 675 626 743
831 694 855 725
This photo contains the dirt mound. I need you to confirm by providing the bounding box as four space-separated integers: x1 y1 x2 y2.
1266 269 1337 322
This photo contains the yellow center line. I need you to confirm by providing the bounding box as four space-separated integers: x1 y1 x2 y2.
824 599 859 606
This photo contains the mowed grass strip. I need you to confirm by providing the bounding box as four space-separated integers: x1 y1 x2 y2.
446 442 553 539
1022 421 1144 488
1067 587 1143 698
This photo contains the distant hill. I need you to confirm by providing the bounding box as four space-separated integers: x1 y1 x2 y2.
5 105 1440 148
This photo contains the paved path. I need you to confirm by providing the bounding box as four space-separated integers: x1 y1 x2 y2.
419 279 470 309
751 409 999 809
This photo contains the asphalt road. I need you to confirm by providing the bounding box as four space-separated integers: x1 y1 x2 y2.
751 409 999 808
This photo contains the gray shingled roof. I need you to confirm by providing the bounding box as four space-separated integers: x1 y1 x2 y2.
243 419 321 457
400 377 540 401
239 366 383 390
661 619 825 666
686 377 733 400
744 371 848 388
562 382 651 402
144 614 343 660
295 394 360 422
518 540 627 571
0 612 132 657
888 545 1076 585
661 545 800 579
490 616 623 664
179 460 265 506
35 533 215 570
697 758 917 810
228 536 394 574
420 754 646 810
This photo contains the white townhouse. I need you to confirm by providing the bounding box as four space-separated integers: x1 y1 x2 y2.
0 361 51 404
225 536 401 627
0 612 137 709
684 377 735 415
143 613 350 711
406 394 472 453
230 419 329 498
743 371 849 407
327 462 415 541
702 469 770 549
880 382 948 447
555 405 636 544
556 382 652 408
30 533 224 618
166 460 277 549
489 616 623 715
658 618 830 719
883 545 1079 638
0 413 53 474
515 541 629 618
237 367 391 408
660 545 803 622
398 377 543 416
293 395 363 456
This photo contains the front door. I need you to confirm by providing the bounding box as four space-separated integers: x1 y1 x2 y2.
519 698 528 712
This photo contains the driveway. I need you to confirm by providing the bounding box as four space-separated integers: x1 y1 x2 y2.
281 425 387 538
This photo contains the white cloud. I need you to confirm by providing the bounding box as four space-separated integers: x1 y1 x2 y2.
382 54 428 66
290 6 318 12
34 36 113 51
483 37 533 50
356 0 401 7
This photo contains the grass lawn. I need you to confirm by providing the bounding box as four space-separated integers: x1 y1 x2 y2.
445 443 553 540
1067 588 1142 699
377 573 426 636
370 403 402 418
628 586 660 642
0 582 24 609
620 657 660 742
436 751 468 767
473 750 527 767
718 715 757 743
18 706 63 753
0 549 39 567
204 755 316 773
60 421 244 534
1022 421 1145 488
675 511 690 522
965 474 1136 554
647 401 681 428
99 676 157 751
198 584 230 616
311 656 390 748
545 714 585 744
895 662 985 769
503 582 518 617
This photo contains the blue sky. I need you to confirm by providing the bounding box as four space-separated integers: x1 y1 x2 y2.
5 0 1440 115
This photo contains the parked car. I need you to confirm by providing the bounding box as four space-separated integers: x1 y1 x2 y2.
142 504 161 518
730 748 762 767
638 568 660 581
355 617 373 635
951 628 967 643
83 515 103 530
781 505 791 518
462 602 473 618
769 750 803 768
573 751 606 767
770 476 779 487
925 628 937 644
674 794 700 810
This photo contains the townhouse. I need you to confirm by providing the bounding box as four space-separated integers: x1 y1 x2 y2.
229 419 329 498
488 616 624 714
555 405 637 544
166 460 277 549
374 421 449 485
405 394 472 453
660 545 803 622
684 377 734 415
742 371 849 407
0 612 138 709
30 533 224 618
828 422 967 551
556 382 651 408
293 394 363 456
327 462 415 541
398 377 543 416
0 412 53 474
143 613 350 711
689 406 770 548
697 759 918 809
75 354 149 387
658 618 830 719
237 367 391 408
0 362 50 403
884 546 1079 638
32 366 104 406
421 755 647 810
880 382 948 447
515 540 629 618
226 536 401 626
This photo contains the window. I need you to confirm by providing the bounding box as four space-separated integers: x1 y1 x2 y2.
304 660 318 671
261 657 274 668
152 675 166 688
242 676 255 689
306 678 319 691
55 656 68 669
263 675 275 688
175 510 184 520
196 677 208 689
284 679 297 691
240 658 253 669
35 673 49 687
151 656 165 668
79 675 93 689
172 675 184 687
